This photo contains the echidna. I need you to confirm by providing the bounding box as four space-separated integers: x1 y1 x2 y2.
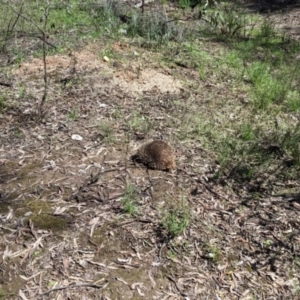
132 140 176 171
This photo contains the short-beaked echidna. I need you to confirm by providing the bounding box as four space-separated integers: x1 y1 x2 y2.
132 140 176 171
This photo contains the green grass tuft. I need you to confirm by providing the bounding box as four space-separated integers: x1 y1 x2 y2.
161 195 191 238
0 92 8 111
121 183 140 216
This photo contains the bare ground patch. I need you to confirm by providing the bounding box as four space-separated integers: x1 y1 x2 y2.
13 45 182 97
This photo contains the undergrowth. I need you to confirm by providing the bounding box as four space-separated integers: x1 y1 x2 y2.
121 183 140 216
1 0 300 186
161 194 190 238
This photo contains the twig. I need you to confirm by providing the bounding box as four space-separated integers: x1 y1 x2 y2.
125 133 130 181
35 34 56 49
40 281 108 296
0 81 12 87
68 153 107 201
141 0 145 14
1 1 51 117
8 2 23 32
3 2 24 51
0 30 57 48
39 0 51 116
177 167 229 200
1 2 47 41
166 275 187 297
0 1 23 52
67 165 139 201
113 218 152 228
158 242 166 261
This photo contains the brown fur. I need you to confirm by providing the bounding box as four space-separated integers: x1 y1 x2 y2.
132 140 176 171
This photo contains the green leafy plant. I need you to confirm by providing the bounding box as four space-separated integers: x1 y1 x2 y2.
127 8 183 45
240 123 255 141
0 92 8 111
259 19 277 41
68 110 78 120
18 86 26 98
121 183 140 216
13 128 23 138
281 122 300 166
178 0 192 9
208 245 222 262
99 122 114 144
162 195 191 237
263 239 272 247
205 4 248 37
127 111 148 132
286 90 300 112
247 61 288 110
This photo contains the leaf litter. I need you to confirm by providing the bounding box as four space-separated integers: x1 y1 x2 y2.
1 23 300 300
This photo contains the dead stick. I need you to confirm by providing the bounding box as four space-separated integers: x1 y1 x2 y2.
67 165 140 201
40 281 108 296
0 81 12 87
1 1 50 116
39 1 51 116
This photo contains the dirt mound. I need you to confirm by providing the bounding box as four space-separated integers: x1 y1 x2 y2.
14 47 182 96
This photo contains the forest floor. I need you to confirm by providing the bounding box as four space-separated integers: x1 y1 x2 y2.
1 1 300 299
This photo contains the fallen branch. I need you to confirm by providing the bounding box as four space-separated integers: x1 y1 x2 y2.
40 281 108 296
0 81 12 87
0 30 57 49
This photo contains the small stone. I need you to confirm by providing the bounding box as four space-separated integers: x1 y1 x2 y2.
71 134 83 141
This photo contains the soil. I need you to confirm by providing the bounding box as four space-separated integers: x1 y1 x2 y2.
1 2 300 300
